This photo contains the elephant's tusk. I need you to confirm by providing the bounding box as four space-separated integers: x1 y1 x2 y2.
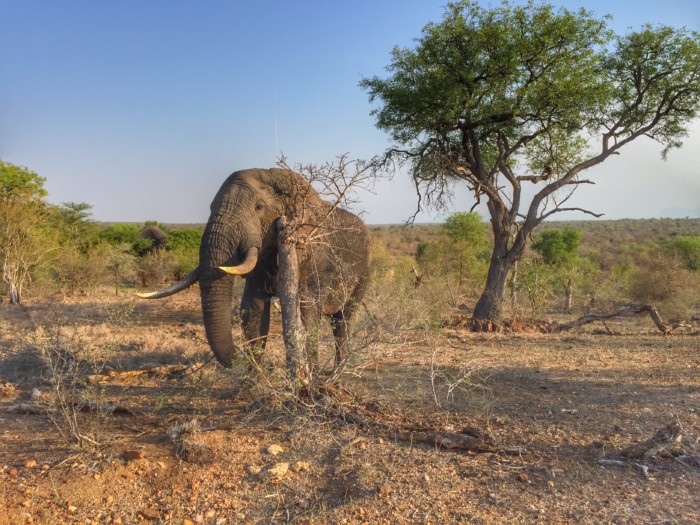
137 269 199 299
219 247 259 275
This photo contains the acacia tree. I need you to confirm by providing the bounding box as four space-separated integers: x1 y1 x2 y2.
361 0 700 324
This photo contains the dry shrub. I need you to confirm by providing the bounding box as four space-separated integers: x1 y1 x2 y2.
167 418 212 463
137 250 176 286
629 252 699 321
49 245 111 296
29 321 109 449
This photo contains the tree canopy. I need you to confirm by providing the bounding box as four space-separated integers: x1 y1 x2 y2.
362 0 700 322
532 228 583 266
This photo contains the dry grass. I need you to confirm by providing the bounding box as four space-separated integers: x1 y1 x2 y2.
0 287 698 524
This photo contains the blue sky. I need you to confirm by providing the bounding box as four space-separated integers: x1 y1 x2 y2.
1 0 699 224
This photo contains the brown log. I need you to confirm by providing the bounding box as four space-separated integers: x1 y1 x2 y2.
551 304 671 334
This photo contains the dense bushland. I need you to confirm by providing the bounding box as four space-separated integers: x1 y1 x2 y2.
2 160 698 323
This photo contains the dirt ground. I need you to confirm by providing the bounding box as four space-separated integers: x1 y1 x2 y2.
1 288 698 524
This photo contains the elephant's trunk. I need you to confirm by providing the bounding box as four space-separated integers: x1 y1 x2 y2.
198 218 260 367
200 272 238 367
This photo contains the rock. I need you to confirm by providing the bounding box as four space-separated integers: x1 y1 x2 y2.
517 472 529 483
263 462 289 482
377 485 393 496
41 464 50 471
122 450 145 462
195 515 204 523
137 509 159 521
106 495 114 505
291 461 310 473
245 464 262 476
157 461 167 469
264 444 284 456
183 520 194 525
9 468 18 476
24 460 37 468
67 505 78 514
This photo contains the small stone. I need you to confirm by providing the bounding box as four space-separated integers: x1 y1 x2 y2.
245 465 262 476
21 500 31 508
216 519 227 525
24 460 37 469
264 444 284 456
93 473 100 480
157 461 166 469
195 515 204 523
291 461 310 473
122 450 145 462
517 472 529 483
377 485 392 496
8 468 18 476
41 464 50 471
205 510 216 518
183 520 194 525
68 505 78 514
264 462 289 482
106 495 114 505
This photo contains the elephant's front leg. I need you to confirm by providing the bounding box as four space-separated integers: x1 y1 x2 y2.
299 295 321 374
240 272 272 367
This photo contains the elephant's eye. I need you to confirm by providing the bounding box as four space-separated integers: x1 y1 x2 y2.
255 201 264 211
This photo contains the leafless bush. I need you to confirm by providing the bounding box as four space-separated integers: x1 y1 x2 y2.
30 321 108 449
167 418 212 463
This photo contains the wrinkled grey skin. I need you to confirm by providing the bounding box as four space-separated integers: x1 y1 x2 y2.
166 168 371 368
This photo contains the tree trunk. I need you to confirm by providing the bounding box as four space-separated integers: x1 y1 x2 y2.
276 217 310 392
7 283 20 305
564 278 573 313
471 247 514 326
510 260 518 313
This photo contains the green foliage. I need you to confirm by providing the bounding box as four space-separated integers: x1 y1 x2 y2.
98 223 151 255
442 212 487 249
166 228 202 278
0 160 47 202
666 236 700 271
53 202 100 251
415 212 490 298
532 228 583 265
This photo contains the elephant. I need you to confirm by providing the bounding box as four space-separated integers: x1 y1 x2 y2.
139 225 168 254
139 168 371 369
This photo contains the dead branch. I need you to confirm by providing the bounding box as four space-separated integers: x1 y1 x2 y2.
616 422 683 461
312 383 517 455
86 364 190 384
276 216 312 391
549 304 671 334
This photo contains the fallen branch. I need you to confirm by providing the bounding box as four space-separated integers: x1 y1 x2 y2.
549 304 671 334
86 364 189 384
312 383 516 454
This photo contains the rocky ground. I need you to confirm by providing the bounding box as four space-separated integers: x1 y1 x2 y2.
1 289 699 524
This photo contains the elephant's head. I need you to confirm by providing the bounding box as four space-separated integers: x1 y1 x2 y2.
139 168 324 366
